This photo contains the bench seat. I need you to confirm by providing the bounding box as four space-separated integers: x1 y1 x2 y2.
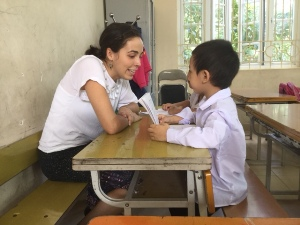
222 163 288 217
0 131 42 186
0 131 88 224
0 180 86 225
88 216 300 225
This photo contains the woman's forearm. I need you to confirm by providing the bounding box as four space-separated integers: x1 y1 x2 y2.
120 102 140 113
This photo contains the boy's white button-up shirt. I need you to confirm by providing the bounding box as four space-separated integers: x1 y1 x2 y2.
167 88 247 207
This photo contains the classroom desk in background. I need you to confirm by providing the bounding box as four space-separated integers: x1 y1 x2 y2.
72 116 212 216
231 88 298 158
245 104 300 196
88 216 300 225
231 88 298 104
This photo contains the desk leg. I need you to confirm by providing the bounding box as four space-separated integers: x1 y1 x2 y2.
187 171 195 216
91 171 125 208
91 170 197 215
257 123 262 160
123 171 141 215
249 117 273 191
265 138 273 191
249 117 253 140
298 168 300 200
194 171 208 216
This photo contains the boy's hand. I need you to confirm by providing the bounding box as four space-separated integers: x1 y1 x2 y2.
158 114 183 124
161 103 173 111
148 123 169 141
167 105 183 115
158 114 172 124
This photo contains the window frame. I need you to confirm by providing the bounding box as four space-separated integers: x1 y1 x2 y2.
178 0 299 70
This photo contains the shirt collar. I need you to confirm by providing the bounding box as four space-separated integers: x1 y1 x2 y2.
199 88 231 110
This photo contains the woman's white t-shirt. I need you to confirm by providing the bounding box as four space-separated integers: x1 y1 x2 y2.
39 55 138 153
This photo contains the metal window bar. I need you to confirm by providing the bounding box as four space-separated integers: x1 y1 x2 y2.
178 0 298 70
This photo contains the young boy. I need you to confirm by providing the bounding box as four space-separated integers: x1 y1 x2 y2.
148 39 247 209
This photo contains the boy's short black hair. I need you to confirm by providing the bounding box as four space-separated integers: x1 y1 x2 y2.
191 39 240 89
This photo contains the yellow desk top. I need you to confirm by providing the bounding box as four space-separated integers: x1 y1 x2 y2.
73 116 211 171
231 88 297 103
245 104 300 143
88 216 300 225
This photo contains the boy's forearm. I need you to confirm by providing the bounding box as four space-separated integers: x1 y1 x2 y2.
174 100 190 108
170 115 183 124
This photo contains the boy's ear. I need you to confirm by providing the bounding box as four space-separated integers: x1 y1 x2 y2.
202 70 211 83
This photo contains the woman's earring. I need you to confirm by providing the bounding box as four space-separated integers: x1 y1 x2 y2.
108 61 113 69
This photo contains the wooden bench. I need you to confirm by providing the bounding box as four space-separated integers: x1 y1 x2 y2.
88 216 300 225
222 163 288 218
0 132 42 186
0 132 87 225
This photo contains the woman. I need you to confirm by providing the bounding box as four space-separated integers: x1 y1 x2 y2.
38 23 144 224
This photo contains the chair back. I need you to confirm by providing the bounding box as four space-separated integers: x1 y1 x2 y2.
158 69 188 105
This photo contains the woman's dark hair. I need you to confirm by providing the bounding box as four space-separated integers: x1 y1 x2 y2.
85 23 141 60
191 39 240 89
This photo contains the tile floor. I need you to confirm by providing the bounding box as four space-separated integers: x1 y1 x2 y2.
245 133 300 218
61 133 300 225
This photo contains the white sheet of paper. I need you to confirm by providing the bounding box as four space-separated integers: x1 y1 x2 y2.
155 108 169 115
138 93 159 124
140 109 169 115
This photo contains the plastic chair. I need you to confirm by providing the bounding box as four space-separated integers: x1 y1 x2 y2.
158 69 188 105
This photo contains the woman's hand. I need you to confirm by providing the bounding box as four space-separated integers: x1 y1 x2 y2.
118 106 141 125
132 113 142 123
148 123 169 141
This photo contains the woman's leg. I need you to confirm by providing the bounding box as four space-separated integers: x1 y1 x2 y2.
80 171 134 224
38 144 91 182
78 188 127 225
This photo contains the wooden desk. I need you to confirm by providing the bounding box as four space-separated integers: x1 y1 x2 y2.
231 88 298 158
73 116 212 216
245 104 300 196
88 216 300 225
231 89 298 104
245 104 300 143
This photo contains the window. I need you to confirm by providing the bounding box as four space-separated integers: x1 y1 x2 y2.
178 0 299 70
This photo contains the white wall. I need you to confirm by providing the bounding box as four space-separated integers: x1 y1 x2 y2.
0 0 105 147
0 0 299 147
232 68 300 91
154 0 178 73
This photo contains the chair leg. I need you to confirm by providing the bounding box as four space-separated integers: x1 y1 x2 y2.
203 170 215 215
